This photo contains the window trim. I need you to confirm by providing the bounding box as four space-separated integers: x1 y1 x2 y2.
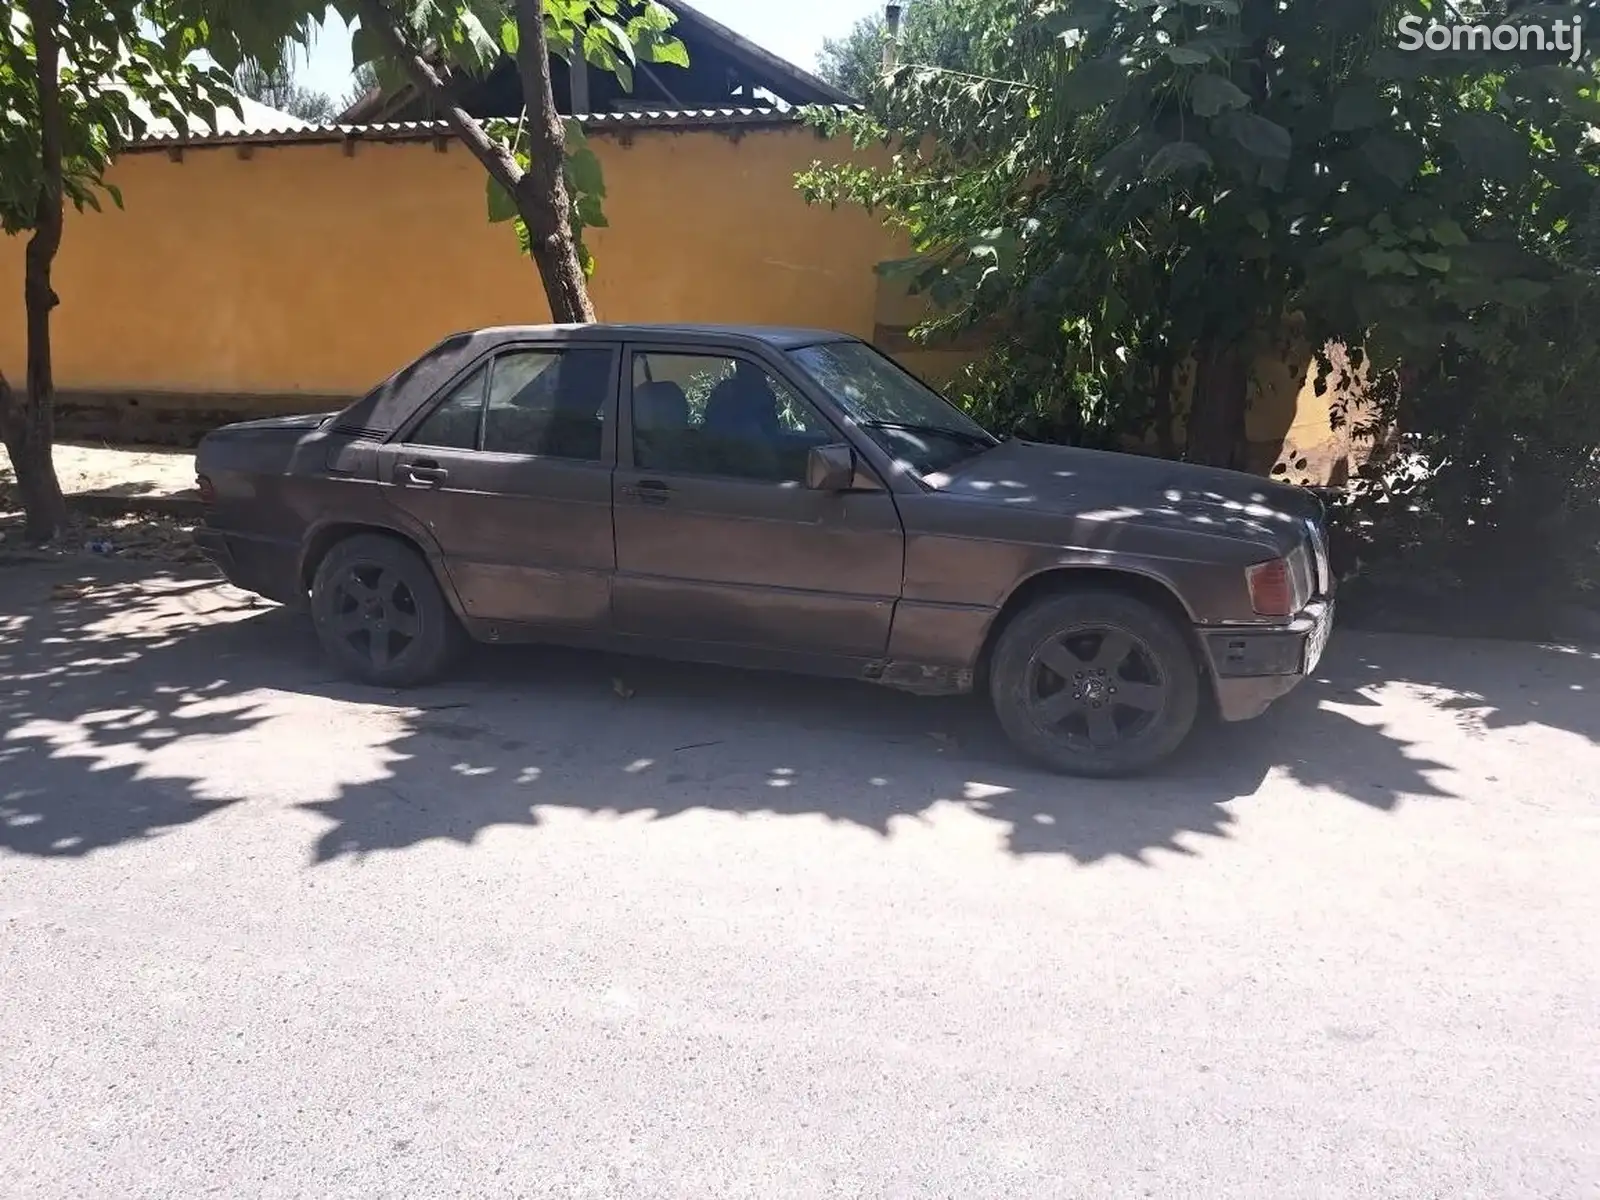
392 340 622 465
621 344 860 486
399 359 490 452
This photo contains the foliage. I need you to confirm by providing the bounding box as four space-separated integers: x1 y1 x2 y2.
485 113 608 276
480 0 685 273
814 0 989 100
798 0 1600 460
800 0 1600 613
0 0 239 235
337 0 686 92
233 60 338 123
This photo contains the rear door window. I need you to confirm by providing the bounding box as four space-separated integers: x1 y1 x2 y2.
406 365 488 450
481 346 615 461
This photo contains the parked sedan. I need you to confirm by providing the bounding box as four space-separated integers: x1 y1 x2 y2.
194 323 1334 776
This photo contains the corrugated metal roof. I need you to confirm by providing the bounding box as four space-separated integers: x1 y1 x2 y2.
133 95 312 137
127 104 860 151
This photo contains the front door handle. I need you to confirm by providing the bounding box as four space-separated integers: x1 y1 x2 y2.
399 460 449 488
623 479 672 506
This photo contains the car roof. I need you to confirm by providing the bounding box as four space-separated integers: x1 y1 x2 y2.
464 323 859 350
331 323 863 439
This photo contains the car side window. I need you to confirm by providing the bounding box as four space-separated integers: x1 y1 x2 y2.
630 352 832 482
407 364 488 450
482 346 614 461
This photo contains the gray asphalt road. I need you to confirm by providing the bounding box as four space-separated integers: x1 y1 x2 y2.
2 561 1597 1199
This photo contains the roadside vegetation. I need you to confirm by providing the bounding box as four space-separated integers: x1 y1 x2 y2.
804 0 1600 638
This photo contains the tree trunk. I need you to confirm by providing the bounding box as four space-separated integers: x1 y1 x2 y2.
1184 340 1250 469
3 0 69 543
1149 354 1178 459
356 0 594 323
511 0 594 323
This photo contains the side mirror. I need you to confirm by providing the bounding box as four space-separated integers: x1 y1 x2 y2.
806 442 857 491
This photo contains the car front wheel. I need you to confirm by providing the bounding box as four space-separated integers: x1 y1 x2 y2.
988 589 1200 777
309 533 464 688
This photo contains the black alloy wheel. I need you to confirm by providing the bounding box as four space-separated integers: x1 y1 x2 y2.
310 533 463 688
989 589 1201 777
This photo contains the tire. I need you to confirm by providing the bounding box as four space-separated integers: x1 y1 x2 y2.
988 588 1200 778
309 533 464 688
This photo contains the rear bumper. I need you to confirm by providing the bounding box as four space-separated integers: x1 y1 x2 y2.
194 526 303 607
1198 598 1335 722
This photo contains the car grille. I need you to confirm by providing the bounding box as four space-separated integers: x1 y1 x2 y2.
330 422 384 440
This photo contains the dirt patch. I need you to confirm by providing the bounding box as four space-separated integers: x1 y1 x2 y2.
0 443 204 564
0 509 208 565
0 441 196 501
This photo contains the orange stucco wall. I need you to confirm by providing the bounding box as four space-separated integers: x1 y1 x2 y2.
0 124 898 398
0 122 1365 479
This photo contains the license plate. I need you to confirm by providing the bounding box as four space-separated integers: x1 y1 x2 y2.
1304 606 1333 674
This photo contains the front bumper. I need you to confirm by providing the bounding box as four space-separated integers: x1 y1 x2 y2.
1198 597 1335 722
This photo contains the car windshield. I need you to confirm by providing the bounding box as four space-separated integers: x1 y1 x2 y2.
787 340 999 478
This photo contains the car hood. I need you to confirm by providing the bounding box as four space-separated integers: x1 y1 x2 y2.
931 439 1320 547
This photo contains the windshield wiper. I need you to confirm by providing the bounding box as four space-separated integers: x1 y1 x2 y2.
859 420 995 448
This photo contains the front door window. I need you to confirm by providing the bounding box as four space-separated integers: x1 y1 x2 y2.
629 352 833 482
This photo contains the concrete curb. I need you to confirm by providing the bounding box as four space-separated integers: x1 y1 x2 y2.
67 490 204 520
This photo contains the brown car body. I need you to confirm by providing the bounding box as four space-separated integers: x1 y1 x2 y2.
195 324 1334 755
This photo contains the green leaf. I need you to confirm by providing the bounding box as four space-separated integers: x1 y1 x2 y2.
1361 132 1422 186
1189 73 1248 117
1043 1 1114 36
350 24 381 68
1223 112 1292 160
566 144 605 198
500 17 518 54
1330 85 1384 131
643 37 689 67
486 175 518 224
1359 246 1414 277
1413 252 1452 273
1430 219 1469 247
1059 58 1129 111
1145 140 1213 179
1166 46 1212 66
1444 110 1529 180
574 192 608 228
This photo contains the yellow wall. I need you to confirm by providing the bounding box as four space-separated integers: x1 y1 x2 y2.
0 125 895 397
0 121 1369 480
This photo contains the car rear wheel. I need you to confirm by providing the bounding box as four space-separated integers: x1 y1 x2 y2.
988 589 1200 777
310 533 463 688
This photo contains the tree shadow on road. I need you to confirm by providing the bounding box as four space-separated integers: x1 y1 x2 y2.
2 561 1592 867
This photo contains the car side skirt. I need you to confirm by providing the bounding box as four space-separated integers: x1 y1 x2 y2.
458 617 980 695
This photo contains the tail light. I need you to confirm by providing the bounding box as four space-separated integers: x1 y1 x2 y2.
195 474 217 505
1246 557 1294 617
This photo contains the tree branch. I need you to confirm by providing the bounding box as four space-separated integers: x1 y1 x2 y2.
352 0 525 198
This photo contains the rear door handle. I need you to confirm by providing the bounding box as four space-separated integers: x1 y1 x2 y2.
623 479 672 506
399 461 449 488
